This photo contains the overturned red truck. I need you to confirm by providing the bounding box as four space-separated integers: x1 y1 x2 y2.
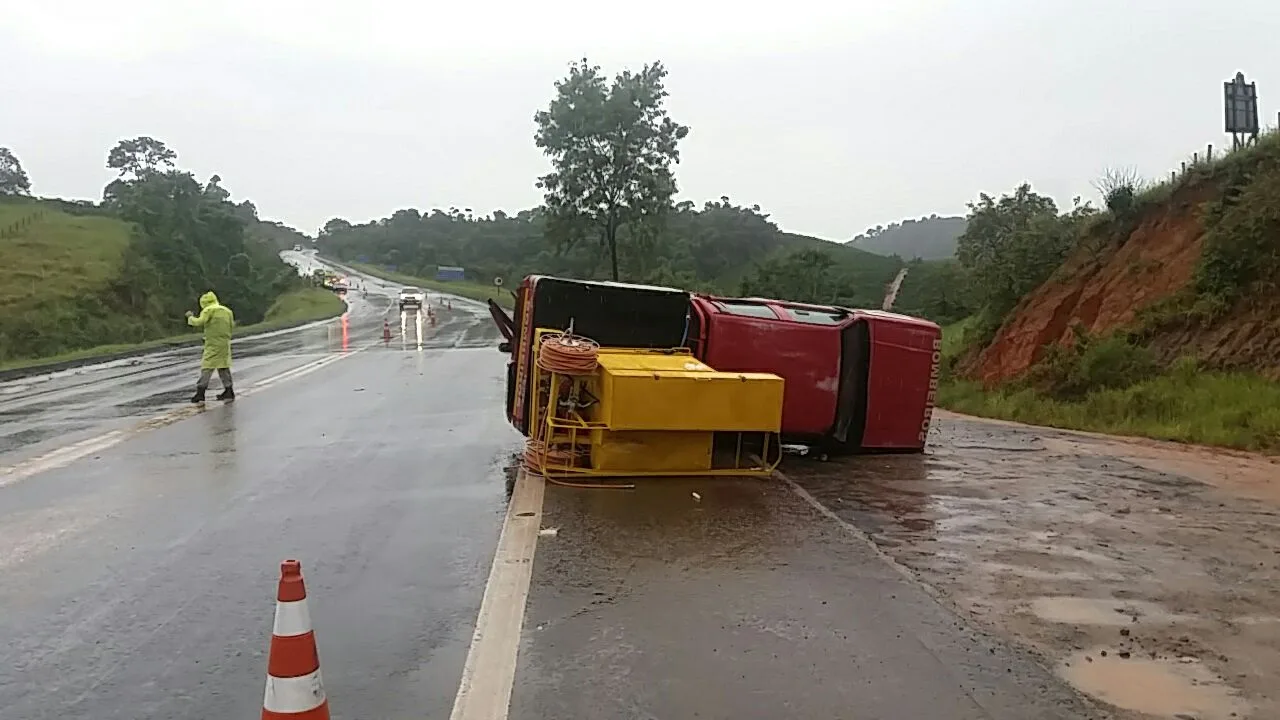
488 275 942 455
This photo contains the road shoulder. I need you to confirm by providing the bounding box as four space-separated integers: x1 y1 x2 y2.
783 414 1272 719
509 475 1099 720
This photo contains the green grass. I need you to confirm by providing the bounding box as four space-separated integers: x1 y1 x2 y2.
936 314 1280 452
940 316 976 357
939 370 1280 453
1 207 134 313
0 287 348 373
261 287 347 324
346 262 514 308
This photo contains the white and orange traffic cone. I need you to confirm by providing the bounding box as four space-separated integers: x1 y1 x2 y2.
262 559 329 720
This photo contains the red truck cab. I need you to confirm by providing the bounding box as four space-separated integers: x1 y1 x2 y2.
689 296 940 453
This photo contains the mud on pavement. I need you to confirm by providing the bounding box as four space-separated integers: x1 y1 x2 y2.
785 410 1279 720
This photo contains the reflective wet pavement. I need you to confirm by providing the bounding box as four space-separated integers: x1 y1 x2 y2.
510 475 1099 720
783 412 1279 720
0 260 517 719
0 255 492 467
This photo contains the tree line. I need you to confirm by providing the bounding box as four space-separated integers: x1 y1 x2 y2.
0 137 307 359
316 58 980 324
100 137 307 331
6 58 1004 331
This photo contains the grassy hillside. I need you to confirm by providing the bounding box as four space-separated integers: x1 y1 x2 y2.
0 200 136 361
3 205 133 309
938 131 1280 452
0 198 344 368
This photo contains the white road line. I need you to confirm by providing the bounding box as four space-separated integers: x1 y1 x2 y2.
0 343 374 490
774 467 949 601
449 468 546 720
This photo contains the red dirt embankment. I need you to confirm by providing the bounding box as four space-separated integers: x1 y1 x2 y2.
970 186 1214 385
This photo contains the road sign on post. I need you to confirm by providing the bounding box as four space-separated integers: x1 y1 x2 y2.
1225 72 1260 150
494 277 504 287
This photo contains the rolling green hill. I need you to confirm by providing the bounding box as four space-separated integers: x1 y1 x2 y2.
848 215 967 260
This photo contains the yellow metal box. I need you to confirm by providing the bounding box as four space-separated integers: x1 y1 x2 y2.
590 429 713 473
593 352 784 432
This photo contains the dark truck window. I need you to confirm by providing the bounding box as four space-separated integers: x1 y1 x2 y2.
716 301 779 319
781 307 847 325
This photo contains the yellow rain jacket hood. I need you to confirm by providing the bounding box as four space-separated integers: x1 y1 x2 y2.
187 291 235 369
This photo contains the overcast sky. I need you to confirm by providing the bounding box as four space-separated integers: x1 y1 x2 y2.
4 0 1277 241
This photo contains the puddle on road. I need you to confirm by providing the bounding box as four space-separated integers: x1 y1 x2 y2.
1060 651 1251 719
1029 596 1186 626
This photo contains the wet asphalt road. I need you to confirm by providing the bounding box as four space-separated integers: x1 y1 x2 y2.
0 256 1101 719
0 261 518 719
511 476 1099 720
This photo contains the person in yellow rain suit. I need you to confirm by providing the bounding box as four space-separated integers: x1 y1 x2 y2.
185 291 235 403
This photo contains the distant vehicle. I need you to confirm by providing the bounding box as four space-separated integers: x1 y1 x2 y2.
293 244 302 251
398 287 426 311
331 277 350 293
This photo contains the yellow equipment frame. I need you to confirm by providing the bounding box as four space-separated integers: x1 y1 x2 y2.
525 328 782 479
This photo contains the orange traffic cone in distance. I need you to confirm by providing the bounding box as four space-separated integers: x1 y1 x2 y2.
262 560 329 720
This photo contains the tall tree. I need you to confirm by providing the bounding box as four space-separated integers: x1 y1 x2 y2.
0 147 31 196
955 183 1092 315
107 136 177 180
533 58 690 281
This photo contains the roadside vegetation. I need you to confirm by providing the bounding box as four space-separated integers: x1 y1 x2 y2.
315 58 965 316
940 325 1280 451
0 140 324 368
936 131 1280 452
0 286 346 374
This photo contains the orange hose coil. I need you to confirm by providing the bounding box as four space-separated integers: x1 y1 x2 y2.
536 332 600 375
521 331 631 488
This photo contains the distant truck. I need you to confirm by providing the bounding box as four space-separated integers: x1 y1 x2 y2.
487 276 941 454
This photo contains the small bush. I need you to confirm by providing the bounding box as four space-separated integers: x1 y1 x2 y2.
1022 333 1157 400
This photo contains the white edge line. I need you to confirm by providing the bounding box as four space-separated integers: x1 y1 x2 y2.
773 467 947 601
449 468 546 720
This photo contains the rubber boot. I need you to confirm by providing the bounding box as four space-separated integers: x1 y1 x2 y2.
216 387 235 402
191 387 206 404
